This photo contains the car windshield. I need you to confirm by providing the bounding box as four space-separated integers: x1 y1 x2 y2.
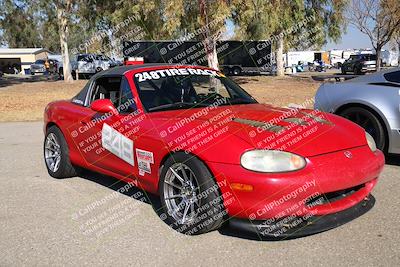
134 68 258 112
35 60 45 64
362 54 376 61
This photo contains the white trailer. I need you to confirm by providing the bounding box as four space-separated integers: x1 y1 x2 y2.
284 51 316 67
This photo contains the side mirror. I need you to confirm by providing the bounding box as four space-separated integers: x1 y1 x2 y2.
90 99 118 114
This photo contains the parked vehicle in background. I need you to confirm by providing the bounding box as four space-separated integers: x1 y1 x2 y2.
72 54 120 77
30 59 59 75
124 56 144 65
341 54 377 75
123 41 272 75
315 68 400 154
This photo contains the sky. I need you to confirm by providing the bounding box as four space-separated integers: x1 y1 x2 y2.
323 25 374 50
224 20 386 51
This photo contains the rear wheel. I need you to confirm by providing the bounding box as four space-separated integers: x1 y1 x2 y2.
339 107 386 151
44 126 77 178
159 152 224 235
232 67 242 76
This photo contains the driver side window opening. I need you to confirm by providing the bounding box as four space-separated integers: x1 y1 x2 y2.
90 76 137 114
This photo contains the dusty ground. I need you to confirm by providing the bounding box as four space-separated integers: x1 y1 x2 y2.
233 75 320 108
0 75 320 122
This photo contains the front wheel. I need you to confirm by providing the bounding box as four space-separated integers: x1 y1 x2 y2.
44 126 77 178
159 152 225 235
339 107 386 151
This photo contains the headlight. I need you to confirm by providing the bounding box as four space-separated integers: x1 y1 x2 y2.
240 150 306 173
365 132 377 152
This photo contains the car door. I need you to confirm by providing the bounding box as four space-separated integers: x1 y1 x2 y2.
73 75 140 178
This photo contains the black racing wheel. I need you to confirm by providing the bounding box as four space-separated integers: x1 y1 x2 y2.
340 107 386 151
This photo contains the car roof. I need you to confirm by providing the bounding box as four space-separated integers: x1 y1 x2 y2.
92 63 203 77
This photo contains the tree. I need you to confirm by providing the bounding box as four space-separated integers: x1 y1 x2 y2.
0 0 42 47
55 0 74 81
94 0 231 69
347 0 400 71
232 0 347 76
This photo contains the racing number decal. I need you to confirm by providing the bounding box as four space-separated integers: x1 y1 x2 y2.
102 123 134 166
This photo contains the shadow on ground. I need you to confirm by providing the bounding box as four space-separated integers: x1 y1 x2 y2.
0 74 62 88
0 73 91 88
75 168 274 241
386 154 400 166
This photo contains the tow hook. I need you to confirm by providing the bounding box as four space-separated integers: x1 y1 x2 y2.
362 195 370 207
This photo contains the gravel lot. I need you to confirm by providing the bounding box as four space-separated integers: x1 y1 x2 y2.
0 121 399 266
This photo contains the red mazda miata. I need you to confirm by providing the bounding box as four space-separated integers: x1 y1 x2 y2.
43 64 384 238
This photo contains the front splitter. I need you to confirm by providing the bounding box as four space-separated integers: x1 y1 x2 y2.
226 195 375 240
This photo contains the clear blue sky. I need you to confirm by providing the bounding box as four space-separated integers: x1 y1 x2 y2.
324 25 374 50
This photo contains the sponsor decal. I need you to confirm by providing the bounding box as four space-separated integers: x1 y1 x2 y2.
136 148 154 176
134 68 223 82
101 123 134 166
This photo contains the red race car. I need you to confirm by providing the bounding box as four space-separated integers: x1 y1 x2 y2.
43 64 384 239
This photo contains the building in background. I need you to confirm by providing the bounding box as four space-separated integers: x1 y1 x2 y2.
0 48 51 75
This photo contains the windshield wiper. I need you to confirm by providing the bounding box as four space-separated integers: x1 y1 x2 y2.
148 102 208 112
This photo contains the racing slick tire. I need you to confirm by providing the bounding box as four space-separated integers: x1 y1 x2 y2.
159 152 225 235
339 107 386 151
44 126 77 178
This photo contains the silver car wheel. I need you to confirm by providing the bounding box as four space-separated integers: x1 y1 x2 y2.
45 133 62 172
163 163 200 224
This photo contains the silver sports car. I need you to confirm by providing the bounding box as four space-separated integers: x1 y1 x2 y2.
315 68 400 154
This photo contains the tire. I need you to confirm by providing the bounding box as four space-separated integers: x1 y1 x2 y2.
339 107 386 151
232 67 242 76
341 66 346 74
353 66 361 75
223 67 231 75
159 152 225 235
44 126 77 178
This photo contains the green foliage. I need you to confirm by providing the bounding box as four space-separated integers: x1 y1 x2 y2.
232 0 347 50
0 0 42 47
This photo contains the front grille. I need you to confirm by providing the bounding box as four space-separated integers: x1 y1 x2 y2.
306 184 365 207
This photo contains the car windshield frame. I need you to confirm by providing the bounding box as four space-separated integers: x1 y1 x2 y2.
133 68 258 113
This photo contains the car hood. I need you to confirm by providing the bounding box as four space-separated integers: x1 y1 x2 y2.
154 103 367 157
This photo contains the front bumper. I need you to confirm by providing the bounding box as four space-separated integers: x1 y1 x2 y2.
207 145 384 220
227 194 375 239
361 66 376 72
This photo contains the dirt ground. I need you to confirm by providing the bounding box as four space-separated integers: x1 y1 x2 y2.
0 75 321 122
